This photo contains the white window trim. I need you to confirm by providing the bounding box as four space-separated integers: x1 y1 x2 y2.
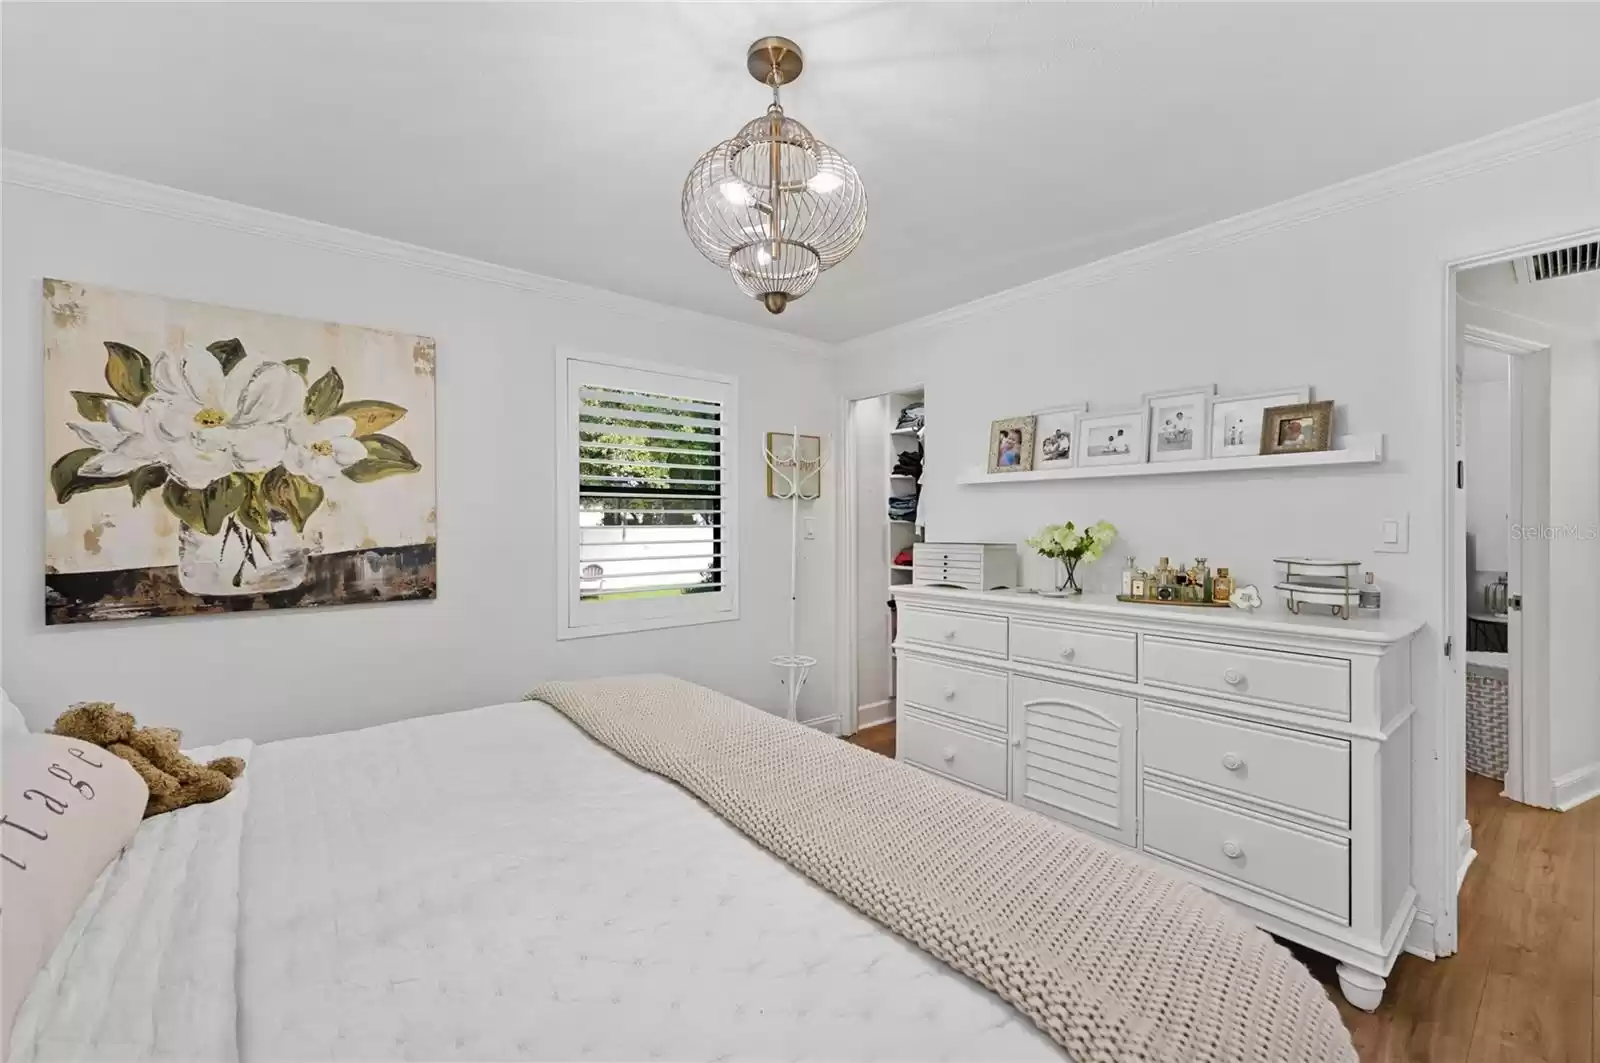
555 349 739 640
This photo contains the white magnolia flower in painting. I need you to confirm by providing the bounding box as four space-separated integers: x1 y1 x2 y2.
150 348 305 486
283 414 366 484
67 398 166 477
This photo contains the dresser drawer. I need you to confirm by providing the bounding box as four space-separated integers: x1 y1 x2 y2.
1142 782 1350 922
899 710 1009 796
899 656 1007 729
900 607 1008 658
1011 620 1137 680
1142 636 1350 720
915 546 982 564
914 561 980 580
1140 703 1350 826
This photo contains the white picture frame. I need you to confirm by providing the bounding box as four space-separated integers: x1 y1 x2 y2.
1210 386 1312 458
1077 409 1149 466
1032 403 1088 468
1143 385 1215 463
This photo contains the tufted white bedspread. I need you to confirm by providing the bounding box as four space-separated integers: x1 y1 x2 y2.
8 740 254 1063
236 700 1063 1061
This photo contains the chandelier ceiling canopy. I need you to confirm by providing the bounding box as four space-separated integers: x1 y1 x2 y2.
681 37 867 315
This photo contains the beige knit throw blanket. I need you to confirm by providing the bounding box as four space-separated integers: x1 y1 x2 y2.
526 675 1355 1063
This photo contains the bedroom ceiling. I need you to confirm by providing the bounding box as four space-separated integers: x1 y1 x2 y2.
5 3 1599 343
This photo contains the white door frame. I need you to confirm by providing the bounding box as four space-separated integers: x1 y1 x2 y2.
1437 226 1596 955
1461 324 1552 807
834 382 924 737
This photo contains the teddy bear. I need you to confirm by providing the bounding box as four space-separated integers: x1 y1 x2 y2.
51 702 245 818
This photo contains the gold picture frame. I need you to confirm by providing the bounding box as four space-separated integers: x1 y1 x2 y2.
1260 400 1334 455
987 416 1037 473
764 432 821 497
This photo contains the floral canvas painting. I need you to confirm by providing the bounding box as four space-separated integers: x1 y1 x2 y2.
43 279 437 624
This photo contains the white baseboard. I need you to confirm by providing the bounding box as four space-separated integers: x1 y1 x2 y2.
1553 762 1600 810
856 699 894 729
1403 910 1438 961
801 715 841 736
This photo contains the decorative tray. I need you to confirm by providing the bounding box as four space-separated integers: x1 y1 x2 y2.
1116 595 1230 609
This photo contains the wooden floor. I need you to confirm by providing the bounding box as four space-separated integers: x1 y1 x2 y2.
845 724 1598 1061
1324 772 1597 1062
846 717 896 758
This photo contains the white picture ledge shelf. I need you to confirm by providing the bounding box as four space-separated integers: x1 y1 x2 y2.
956 434 1384 485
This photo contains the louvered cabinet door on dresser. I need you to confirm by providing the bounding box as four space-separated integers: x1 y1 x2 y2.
1009 675 1137 847
891 585 1422 1014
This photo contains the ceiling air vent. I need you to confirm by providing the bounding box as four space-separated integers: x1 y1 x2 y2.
1511 241 1600 283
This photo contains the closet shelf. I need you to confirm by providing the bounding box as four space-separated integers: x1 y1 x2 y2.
890 427 921 437
955 434 1384 485
890 473 917 480
890 563 913 571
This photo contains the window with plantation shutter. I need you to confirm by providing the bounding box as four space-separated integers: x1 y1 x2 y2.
556 354 738 638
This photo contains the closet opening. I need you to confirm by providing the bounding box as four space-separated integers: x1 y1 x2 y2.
839 385 925 747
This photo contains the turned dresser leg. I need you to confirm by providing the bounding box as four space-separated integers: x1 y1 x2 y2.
1335 963 1385 1012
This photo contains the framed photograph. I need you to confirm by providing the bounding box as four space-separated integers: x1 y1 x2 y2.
1032 403 1087 468
1210 387 1311 458
1261 400 1335 455
987 416 1036 473
1077 409 1148 467
1143 386 1214 463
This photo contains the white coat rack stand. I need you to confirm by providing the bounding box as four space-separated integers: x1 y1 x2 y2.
764 427 826 722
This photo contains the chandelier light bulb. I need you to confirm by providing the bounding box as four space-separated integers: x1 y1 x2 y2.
807 172 843 194
681 37 867 315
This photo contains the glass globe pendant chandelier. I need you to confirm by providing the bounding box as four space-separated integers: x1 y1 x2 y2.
681 37 867 314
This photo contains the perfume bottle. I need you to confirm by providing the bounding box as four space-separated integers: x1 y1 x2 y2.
1156 557 1172 589
1359 571 1382 617
1194 557 1212 601
1131 574 1148 599
1122 556 1137 597
1212 567 1233 604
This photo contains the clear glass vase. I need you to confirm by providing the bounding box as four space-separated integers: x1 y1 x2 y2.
1056 558 1083 595
177 517 309 596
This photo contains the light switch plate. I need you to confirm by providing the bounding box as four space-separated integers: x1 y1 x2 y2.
1375 514 1409 553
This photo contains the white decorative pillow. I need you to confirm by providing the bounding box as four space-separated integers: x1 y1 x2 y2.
1 688 27 739
1 733 147 1049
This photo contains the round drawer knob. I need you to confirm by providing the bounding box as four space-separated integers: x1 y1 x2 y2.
942 629 957 641
1221 752 1245 772
1222 668 1244 686
1221 840 1244 860
941 747 957 763
1058 646 1076 660
942 686 957 701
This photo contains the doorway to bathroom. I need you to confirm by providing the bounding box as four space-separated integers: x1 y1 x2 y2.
1450 249 1599 815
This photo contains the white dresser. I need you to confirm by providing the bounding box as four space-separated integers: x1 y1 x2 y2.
890 585 1422 1011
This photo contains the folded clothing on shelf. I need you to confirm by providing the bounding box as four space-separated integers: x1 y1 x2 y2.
896 402 925 430
893 449 923 478
893 548 914 566
888 495 918 520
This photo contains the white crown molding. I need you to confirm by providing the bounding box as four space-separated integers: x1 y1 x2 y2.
843 99 1600 352
0 149 834 358
1461 323 1552 355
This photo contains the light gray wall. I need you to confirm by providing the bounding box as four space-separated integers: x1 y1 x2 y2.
834 124 1600 952
2 177 839 744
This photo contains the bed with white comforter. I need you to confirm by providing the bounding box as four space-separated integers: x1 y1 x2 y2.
12 702 1059 1062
